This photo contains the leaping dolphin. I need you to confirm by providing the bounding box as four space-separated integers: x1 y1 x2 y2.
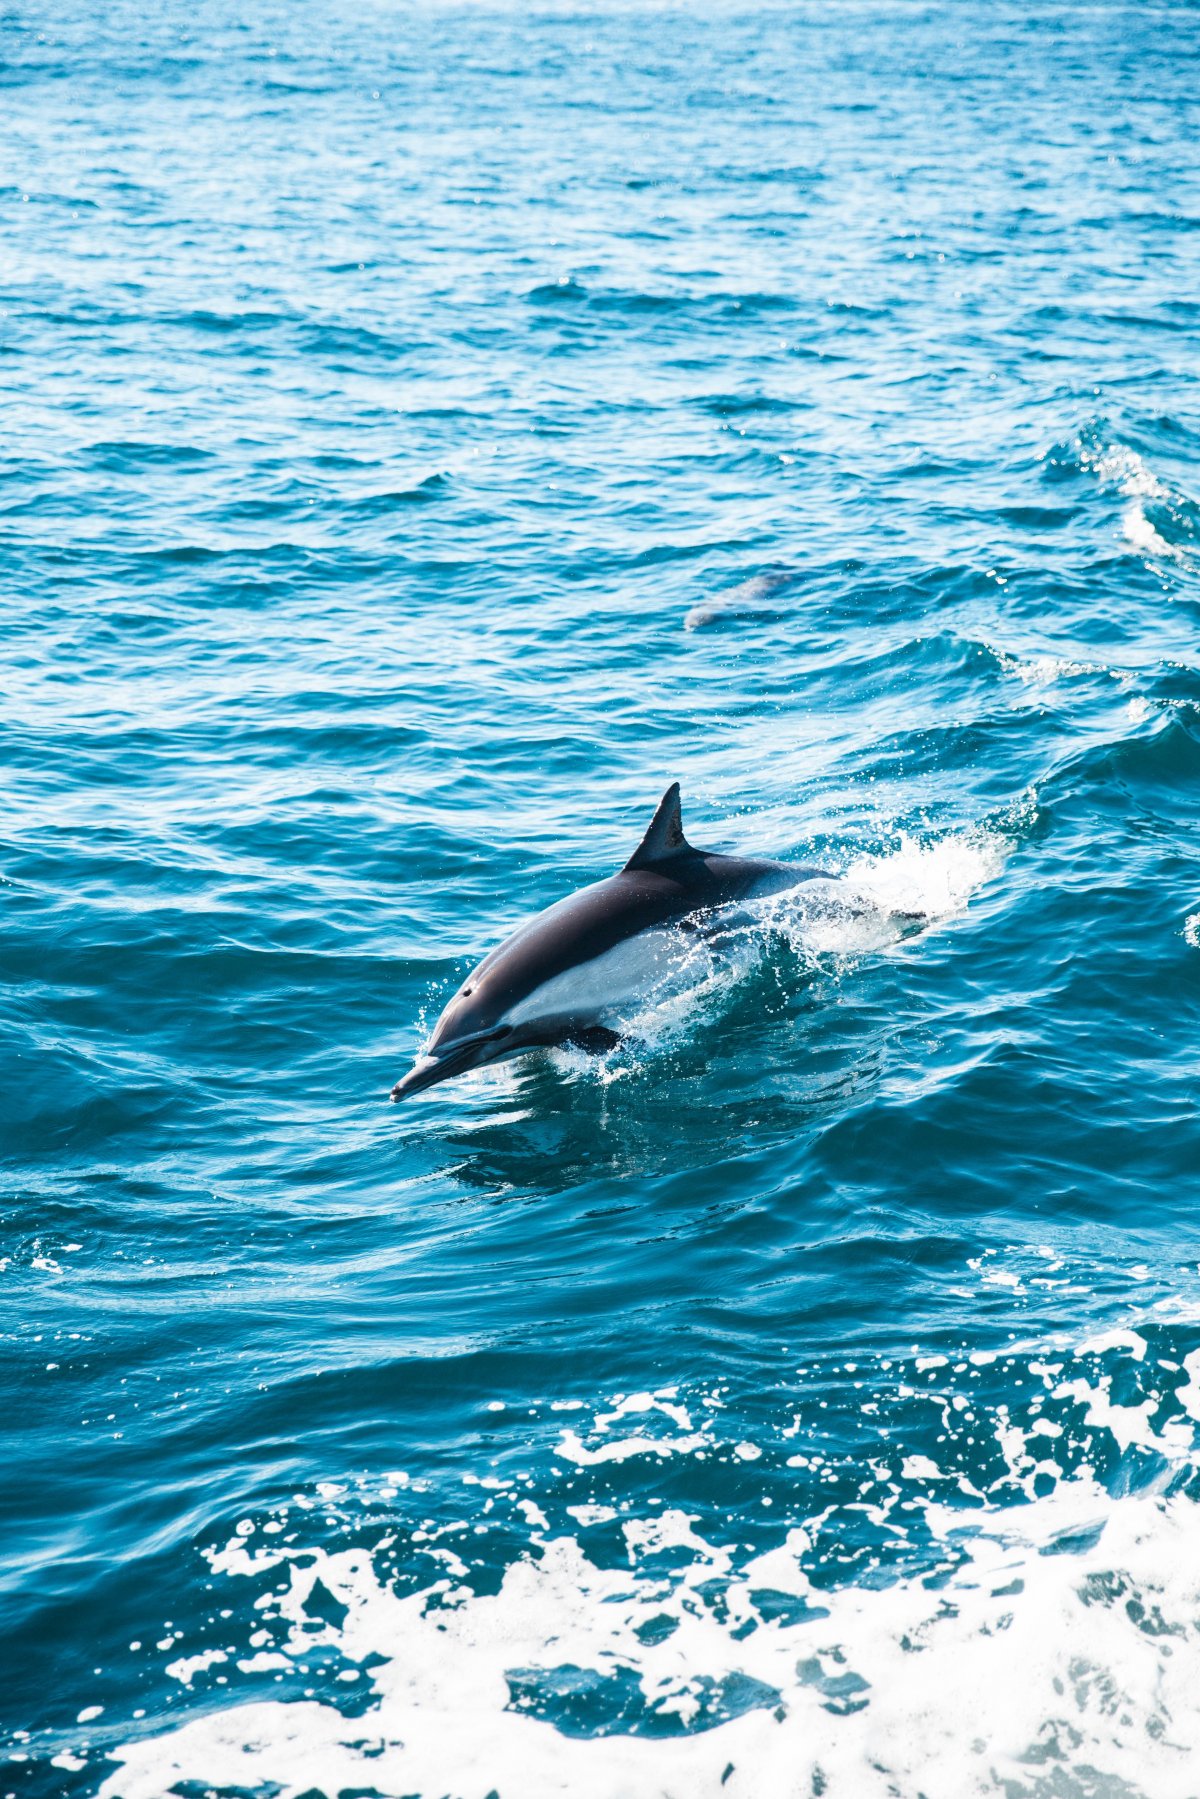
390 783 834 1101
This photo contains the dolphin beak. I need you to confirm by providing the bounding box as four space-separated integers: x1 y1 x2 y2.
390 1029 513 1102
390 1053 451 1101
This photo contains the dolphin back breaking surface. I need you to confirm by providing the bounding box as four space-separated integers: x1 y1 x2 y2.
390 784 830 1101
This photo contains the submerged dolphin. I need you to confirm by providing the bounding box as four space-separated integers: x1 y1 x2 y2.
391 784 833 1101
684 565 798 632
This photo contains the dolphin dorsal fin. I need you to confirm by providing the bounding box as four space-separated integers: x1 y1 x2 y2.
624 783 696 870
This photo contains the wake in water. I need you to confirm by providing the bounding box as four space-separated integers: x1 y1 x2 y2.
97 1252 1200 1799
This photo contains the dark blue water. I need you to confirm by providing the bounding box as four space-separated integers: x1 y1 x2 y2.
4 3 1200 1794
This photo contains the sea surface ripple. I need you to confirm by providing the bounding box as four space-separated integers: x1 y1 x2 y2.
3 3 1200 1795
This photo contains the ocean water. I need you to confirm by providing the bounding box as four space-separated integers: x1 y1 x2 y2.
3 2 1200 1794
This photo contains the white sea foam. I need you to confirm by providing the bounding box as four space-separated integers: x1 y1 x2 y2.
100 1478 1200 1799
743 817 1009 975
98 1287 1200 1799
837 823 1008 931
991 643 1114 688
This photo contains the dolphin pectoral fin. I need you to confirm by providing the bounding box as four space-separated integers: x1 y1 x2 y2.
561 1025 623 1055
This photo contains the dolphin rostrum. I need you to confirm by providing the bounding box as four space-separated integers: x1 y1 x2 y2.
390 783 833 1101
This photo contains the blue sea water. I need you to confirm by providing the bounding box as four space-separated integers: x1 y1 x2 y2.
3 1 1200 1793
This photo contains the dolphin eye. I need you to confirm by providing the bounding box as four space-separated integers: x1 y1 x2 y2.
462 985 473 997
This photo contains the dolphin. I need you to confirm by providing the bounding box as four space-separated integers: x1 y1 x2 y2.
684 565 798 632
390 783 834 1101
